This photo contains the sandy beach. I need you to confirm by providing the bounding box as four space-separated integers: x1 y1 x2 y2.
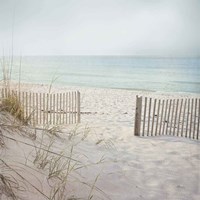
1 0 200 199
0 82 199 200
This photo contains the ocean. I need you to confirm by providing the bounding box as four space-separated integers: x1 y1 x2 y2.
6 56 200 94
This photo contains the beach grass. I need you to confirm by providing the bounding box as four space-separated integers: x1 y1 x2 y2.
0 57 108 199
0 93 26 123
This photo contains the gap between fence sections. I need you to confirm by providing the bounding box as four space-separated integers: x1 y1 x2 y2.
134 96 200 140
0 88 81 125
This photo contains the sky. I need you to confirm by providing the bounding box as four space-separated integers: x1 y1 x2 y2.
0 0 199 57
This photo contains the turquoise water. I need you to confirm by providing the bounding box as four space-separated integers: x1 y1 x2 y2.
6 56 200 94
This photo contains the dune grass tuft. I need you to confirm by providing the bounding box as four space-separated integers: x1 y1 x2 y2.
0 93 27 124
0 173 18 200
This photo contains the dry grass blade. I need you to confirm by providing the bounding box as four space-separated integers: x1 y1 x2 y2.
33 133 55 169
88 174 100 200
0 56 11 89
0 158 49 199
1 134 80 162
0 173 18 200
0 130 5 148
48 152 66 180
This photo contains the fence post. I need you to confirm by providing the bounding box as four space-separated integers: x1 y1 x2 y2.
77 91 81 123
134 96 142 136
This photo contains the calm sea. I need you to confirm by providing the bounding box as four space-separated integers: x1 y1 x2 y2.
7 56 200 94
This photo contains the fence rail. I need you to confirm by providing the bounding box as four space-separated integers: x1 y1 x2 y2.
1 88 81 125
134 96 200 140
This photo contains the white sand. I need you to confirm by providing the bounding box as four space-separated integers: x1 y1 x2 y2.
1 83 200 200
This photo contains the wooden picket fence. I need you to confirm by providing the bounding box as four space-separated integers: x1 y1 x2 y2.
134 96 200 140
0 88 81 125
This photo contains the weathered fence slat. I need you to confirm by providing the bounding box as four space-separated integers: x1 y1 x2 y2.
52 94 55 125
181 99 187 137
193 99 197 139
30 92 32 124
22 92 25 120
62 93 65 124
186 99 190 137
142 97 147 136
169 99 175 135
58 93 62 124
42 93 45 124
55 93 58 124
72 92 74 124
166 100 172 135
69 92 71 124
74 92 76 123
49 94 52 122
25 92 28 120
189 99 194 138
134 96 142 136
75 92 77 124
78 91 81 123
162 100 168 135
197 99 200 140
155 99 160 136
33 92 35 125
66 93 68 124
39 93 42 124
71 92 74 124
151 99 157 136
159 100 164 136
177 99 183 137
147 98 152 136
36 92 38 125
173 99 179 136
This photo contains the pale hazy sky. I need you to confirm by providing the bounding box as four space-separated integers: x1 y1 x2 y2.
0 0 199 56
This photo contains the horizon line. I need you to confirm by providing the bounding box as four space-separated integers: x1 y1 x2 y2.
4 54 200 59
